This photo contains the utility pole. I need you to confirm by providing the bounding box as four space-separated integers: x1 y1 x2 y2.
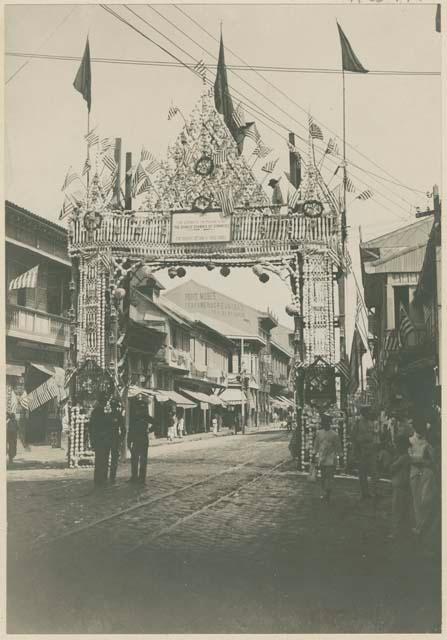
240 337 245 435
112 138 122 208
125 152 132 210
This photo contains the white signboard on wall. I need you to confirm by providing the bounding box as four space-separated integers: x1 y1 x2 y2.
171 211 231 244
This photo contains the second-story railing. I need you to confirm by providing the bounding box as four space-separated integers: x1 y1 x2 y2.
6 304 70 347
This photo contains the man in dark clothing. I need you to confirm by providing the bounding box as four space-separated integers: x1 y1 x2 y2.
109 398 126 484
128 398 154 484
7 413 19 465
89 393 112 487
352 406 378 499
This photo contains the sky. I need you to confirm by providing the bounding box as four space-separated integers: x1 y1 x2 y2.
5 2 442 339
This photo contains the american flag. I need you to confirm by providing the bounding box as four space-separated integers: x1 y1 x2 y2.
82 157 91 176
64 368 77 388
102 153 117 173
131 163 149 197
385 330 399 353
325 138 339 156
346 177 356 193
216 188 234 216
308 115 324 141
59 197 76 221
243 122 261 144
288 187 301 210
9 265 39 290
261 158 278 173
336 360 350 381
100 138 115 155
135 176 152 196
101 171 116 197
194 59 207 80
213 149 228 166
326 246 340 267
61 168 78 191
84 129 99 146
141 149 161 174
183 145 196 166
252 143 272 159
398 302 415 346
232 103 246 129
168 104 179 120
357 189 373 201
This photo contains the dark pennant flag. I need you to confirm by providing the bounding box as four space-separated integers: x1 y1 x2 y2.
337 23 368 73
73 37 92 112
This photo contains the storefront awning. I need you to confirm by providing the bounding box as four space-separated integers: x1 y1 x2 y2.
277 396 295 408
128 386 196 408
179 388 226 407
219 388 246 405
269 395 289 409
6 364 25 377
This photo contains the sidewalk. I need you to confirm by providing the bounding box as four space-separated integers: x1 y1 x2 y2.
7 424 284 471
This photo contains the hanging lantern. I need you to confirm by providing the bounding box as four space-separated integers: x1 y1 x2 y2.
220 266 230 277
69 280 76 292
259 272 270 283
168 267 177 279
286 303 300 316
114 288 126 300
253 264 270 283
206 262 215 271
177 267 186 278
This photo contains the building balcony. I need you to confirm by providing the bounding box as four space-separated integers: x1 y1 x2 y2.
154 345 191 371
6 304 70 348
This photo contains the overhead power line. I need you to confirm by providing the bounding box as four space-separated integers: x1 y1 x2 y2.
6 51 439 76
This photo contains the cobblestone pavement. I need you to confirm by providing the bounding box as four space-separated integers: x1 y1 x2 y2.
7 432 441 634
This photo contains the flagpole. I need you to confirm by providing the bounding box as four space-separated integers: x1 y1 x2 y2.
339 64 348 413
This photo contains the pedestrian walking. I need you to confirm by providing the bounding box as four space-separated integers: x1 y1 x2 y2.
109 398 126 484
313 413 342 502
408 418 436 537
212 414 218 435
128 398 154 484
6 412 19 465
89 393 113 487
389 434 410 539
177 409 185 438
167 406 177 441
351 406 378 500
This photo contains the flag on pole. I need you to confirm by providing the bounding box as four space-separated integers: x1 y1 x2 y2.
337 23 368 73
325 138 339 156
357 189 373 201
141 148 161 174
100 137 114 154
73 37 92 112
131 163 150 197
214 35 240 151
253 143 272 159
288 187 301 210
102 153 117 173
261 158 279 173
216 188 234 216
9 265 39 290
309 115 324 141
59 197 77 221
61 168 79 191
85 129 99 146
82 157 91 176
194 59 207 80
212 149 228 166
336 359 350 381
436 4 441 32
135 176 152 196
398 302 415 346
346 177 356 193
232 102 246 129
168 104 179 120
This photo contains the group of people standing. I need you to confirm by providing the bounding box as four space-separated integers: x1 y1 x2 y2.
310 405 440 543
89 392 154 487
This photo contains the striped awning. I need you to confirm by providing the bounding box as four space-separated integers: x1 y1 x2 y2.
219 388 246 405
179 388 226 407
128 387 196 408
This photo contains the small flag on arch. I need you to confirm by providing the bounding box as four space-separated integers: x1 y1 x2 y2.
325 138 339 156
9 265 39 290
357 189 373 201
253 143 272 159
102 153 117 173
85 129 99 146
61 168 79 192
141 148 161 174
168 104 179 120
309 115 323 141
261 158 279 174
59 197 76 221
194 59 207 80
82 157 91 176
213 149 228 166
346 177 356 193
288 187 301 210
216 188 234 216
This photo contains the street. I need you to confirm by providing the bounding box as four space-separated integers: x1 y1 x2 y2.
7 431 440 634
